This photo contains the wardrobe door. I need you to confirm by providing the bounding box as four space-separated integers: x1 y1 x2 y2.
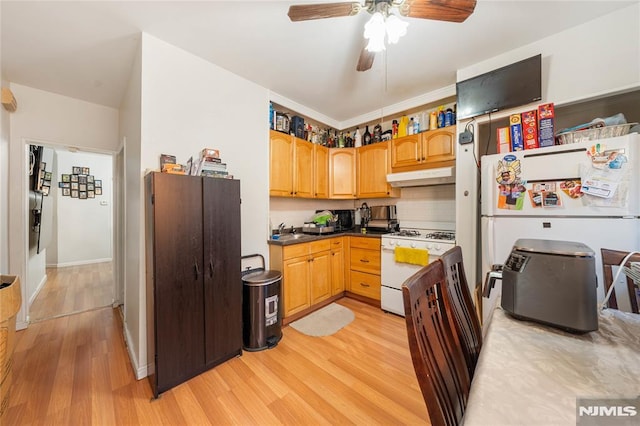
202 178 242 366
151 173 205 394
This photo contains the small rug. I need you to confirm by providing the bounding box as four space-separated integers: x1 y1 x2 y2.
289 303 355 337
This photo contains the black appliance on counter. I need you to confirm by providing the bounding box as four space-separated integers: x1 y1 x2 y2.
315 209 355 232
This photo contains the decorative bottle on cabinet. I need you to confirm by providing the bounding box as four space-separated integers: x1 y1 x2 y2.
354 127 362 147
363 126 372 146
145 172 242 398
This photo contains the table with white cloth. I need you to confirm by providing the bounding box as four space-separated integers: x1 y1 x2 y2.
463 307 640 426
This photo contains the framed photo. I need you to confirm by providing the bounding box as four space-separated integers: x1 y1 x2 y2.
59 182 64 188
72 166 81 175
87 175 94 183
82 167 90 175
71 182 79 190
94 180 102 188
61 182 70 189
40 162 46 170
62 174 70 183
71 174 79 182
44 171 52 181
79 183 87 192
39 170 45 179
79 191 87 199
95 187 102 196
88 190 95 198
41 185 50 196
79 175 87 184
62 188 70 196
87 183 94 191
71 190 79 198
42 181 50 187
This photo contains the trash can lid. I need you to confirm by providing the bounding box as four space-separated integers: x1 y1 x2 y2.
242 270 282 286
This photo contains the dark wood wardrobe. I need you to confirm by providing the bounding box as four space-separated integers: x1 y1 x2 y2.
145 172 242 397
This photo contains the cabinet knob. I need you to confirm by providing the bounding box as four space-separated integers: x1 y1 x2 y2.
360 259 369 263
360 282 370 287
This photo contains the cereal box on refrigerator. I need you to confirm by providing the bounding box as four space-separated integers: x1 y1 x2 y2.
538 103 555 147
497 127 511 153
521 110 539 149
509 114 524 151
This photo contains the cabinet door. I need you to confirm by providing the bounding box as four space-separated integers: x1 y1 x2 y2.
270 130 294 196
150 173 205 394
202 178 242 367
294 138 314 198
283 256 311 317
423 128 456 164
329 148 356 199
357 142 396 198
310 250 331 305
390 134 422 170
314 144 329 199
331 246 345 296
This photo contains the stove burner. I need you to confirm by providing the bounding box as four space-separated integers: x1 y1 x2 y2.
424 231 456 241
391 230 420 237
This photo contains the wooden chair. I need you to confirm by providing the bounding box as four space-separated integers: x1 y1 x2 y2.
402 260 471 426
601 249 640 313
441 246 482 378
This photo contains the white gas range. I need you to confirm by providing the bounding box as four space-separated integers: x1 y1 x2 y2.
381 228 456 316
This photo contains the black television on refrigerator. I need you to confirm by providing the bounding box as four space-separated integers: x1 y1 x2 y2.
456 54 542 120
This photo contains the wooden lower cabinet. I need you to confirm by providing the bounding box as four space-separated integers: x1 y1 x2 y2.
330 237 345 295
348 237 381 301
271 239 335 319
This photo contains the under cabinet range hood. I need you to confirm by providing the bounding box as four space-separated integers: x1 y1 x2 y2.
386 166 456 187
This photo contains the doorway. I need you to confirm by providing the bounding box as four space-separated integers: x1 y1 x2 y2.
26 144 117 322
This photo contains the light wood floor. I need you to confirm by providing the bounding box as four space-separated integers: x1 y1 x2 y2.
5 297 428 425
29 262 114 322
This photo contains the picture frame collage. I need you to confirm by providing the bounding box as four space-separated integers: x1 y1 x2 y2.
38 162 53 196
59 166 103 199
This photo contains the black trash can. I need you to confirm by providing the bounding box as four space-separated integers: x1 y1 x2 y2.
241 254 283 351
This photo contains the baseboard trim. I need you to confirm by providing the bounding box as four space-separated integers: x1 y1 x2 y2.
124 322 148 380
28 274 48 307
52 258 113 268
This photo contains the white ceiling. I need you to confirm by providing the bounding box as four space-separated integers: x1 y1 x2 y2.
2 1 636 124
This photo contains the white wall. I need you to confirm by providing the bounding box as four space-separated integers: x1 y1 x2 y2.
8 83 119 328
54 150 113 266
118 39 143 378
455 3 640 296
120 33 270 378
0 79 8 273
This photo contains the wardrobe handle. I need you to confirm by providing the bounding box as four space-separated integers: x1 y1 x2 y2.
194 260 199 280
209 259 214 278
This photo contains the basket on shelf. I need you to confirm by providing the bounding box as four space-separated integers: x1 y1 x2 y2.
556 123 636 145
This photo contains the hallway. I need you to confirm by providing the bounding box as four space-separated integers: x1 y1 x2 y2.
29 262 114 322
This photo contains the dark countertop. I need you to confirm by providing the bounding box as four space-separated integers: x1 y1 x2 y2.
268 227 387 246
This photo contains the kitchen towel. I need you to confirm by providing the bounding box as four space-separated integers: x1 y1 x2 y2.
289 303 354 337
394 247 429 266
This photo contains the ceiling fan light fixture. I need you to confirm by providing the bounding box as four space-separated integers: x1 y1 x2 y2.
364 11 386 52
385 14 408 44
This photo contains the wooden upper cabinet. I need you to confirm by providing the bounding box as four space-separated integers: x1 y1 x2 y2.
423 128 456 164
314 144 329 199
390 127 455 172
269 130 294 196
390 134 421 169
357 142 399 198
294 137 314 198
329 148 356 199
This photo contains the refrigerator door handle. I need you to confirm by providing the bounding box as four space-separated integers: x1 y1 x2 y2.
483 267 503 298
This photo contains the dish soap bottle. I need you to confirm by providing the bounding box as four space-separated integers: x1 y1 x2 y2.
398 116 409 137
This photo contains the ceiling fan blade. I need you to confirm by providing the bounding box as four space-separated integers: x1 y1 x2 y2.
399 0 477 23
356 48 375 72
288 2 362 22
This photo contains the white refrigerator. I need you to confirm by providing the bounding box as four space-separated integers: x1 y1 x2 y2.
480 133 640 324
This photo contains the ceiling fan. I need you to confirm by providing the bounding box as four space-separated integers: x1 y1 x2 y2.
288 0 477 72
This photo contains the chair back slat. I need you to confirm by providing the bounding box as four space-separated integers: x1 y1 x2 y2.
601 248 640 313
441 246 483 377
402 260 470 426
